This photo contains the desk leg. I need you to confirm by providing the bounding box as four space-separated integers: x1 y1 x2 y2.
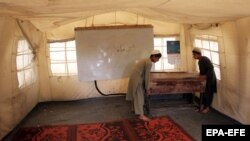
189 93 194 103
182 93 194 103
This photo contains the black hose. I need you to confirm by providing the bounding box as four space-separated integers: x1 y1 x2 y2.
94 80 126 96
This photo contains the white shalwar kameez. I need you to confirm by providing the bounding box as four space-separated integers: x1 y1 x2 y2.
126 58 152 115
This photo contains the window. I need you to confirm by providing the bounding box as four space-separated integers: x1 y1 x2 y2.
16 39 35 88
49 40 78 76
153 36 180 71
193 35 221 80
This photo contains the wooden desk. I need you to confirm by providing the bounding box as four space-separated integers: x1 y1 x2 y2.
145 72 206 115
149 72 206 95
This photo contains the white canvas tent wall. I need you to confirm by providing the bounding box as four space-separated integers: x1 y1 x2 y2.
0 0 250 139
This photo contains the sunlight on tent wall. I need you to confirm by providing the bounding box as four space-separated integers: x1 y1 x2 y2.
16 39 35 88
48 40 78 76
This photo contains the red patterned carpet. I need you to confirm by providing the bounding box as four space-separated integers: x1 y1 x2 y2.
12 116 194 141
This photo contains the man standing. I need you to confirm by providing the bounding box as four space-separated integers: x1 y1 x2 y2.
126 49 161 121
192 47 217 113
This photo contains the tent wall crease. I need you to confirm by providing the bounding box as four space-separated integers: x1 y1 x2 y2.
46 11 181 41
2 1 250 31
236 17 250 124
0 17 41 139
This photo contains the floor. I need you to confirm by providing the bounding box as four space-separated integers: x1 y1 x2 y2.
2 94 240 141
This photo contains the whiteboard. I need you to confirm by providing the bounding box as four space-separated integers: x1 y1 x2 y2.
75 25 153 81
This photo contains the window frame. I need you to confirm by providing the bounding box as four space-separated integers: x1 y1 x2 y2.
15 38 35 88
48 40 78 76
153 35 180 71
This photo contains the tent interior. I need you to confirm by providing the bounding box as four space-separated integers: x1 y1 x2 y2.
0 0 250 139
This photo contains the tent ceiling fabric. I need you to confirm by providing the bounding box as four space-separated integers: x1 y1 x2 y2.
1 0 250 31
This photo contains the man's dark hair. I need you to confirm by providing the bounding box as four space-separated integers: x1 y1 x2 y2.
192 50 201 55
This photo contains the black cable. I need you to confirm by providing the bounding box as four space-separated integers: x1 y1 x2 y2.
94 80 126 96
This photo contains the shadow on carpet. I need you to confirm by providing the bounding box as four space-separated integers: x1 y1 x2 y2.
12 116 194 141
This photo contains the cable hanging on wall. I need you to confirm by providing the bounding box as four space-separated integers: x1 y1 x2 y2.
94 80 126 96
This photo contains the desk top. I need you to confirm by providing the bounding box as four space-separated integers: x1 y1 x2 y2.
149 72 206 94
150 72 199 80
